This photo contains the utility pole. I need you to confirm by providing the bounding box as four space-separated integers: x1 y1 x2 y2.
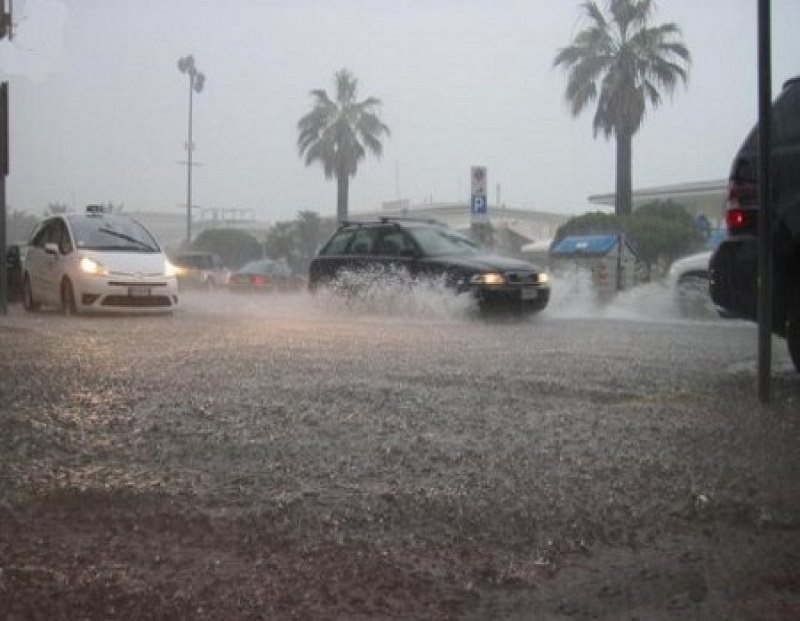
177 55 205 248
0 0 14 315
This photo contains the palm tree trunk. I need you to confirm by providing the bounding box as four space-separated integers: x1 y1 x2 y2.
615 131 633 217
336 172 349 222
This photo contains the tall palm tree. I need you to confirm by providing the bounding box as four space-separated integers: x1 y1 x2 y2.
297 69 390 222
554 0 690 216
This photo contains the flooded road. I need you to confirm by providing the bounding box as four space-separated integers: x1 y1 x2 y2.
1 286 799 619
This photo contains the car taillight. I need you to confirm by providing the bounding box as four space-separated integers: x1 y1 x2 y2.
726 179 758 234
726 207 757 234
253 275 269 286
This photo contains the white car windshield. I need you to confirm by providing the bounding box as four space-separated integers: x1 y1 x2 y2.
68 215 160 252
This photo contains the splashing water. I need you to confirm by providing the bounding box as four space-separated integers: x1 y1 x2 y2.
547 267 713 323
312 267 477 320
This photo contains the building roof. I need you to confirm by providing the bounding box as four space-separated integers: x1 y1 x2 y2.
588 179 728 223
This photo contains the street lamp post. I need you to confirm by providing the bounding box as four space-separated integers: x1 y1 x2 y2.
177 55 205 247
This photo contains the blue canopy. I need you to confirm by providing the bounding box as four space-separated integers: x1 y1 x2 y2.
551 234 620 256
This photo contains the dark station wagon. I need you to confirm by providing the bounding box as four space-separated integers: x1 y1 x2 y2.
308 217 551 314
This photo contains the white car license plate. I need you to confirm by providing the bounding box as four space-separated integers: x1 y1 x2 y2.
521 287 538 300
128 286 152 297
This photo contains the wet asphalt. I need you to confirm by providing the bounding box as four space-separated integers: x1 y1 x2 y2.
1 281 799 618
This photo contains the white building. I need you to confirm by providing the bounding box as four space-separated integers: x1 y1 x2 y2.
588 179 728 225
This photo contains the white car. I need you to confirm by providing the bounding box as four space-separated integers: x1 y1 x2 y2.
22 207 179 314
666 250 714 317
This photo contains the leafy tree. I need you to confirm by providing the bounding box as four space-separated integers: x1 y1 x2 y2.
554 0 690 216
263 211 337 274
192 228 262 269
554 211 620 244
264 221 296 261
297 69 390 222
625 200 702 268
294 210 330 261
554 201 701 276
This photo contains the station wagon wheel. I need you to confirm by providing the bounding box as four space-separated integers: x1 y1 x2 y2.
61 279 78 316
22 275 40 312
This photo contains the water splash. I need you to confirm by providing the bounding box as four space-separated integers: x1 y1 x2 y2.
547 267 716 323
312 267 476 320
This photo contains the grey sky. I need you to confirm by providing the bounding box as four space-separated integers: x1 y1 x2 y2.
2 0 799 223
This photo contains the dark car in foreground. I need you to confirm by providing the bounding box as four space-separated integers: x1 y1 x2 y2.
308 217 550 314
710 76 800 372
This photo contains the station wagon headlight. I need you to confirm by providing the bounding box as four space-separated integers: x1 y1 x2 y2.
80 256 108 276
164 259 179 278
470 272 506 286
537 272 550 285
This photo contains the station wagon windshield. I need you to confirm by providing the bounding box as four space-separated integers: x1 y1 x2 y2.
68 215 159 252
408 226 479 256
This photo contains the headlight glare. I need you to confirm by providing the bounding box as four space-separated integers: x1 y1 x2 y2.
538 272 550 285
470 272 506 286
164 259 179 278
80 256 108 276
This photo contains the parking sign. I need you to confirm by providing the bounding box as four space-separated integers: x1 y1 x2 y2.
471 166 487 219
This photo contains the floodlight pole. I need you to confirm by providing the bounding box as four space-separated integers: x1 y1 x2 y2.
178 55 205 247
757 0 773 403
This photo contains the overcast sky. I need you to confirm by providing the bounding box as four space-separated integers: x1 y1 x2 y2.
1 0 799 223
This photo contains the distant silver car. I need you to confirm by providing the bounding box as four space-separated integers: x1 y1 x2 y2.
173 252 229 289
22 206 179 314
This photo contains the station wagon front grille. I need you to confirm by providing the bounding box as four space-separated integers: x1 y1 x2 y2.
504 271 539 285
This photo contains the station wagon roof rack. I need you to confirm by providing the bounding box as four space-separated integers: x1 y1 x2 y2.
378 216 446 226
338 216 448 228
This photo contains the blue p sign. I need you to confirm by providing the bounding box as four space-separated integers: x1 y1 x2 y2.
471 195 486 216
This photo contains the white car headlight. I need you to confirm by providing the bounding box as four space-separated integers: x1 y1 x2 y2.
164 259 179 278
537 272 550 285
80 256 108 276
470 272 506 286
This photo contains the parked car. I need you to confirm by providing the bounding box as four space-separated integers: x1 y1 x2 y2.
173 252 228 289
667 229 726 317
5 242 27 303
710 76 800 372
308 217 550 314
227 258 305 293
22 205 179 314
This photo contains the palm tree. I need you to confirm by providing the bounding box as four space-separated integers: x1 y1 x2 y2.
554 0 690 216
297 69 390 222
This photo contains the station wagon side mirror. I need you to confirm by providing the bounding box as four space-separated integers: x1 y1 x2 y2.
44 242 60 256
